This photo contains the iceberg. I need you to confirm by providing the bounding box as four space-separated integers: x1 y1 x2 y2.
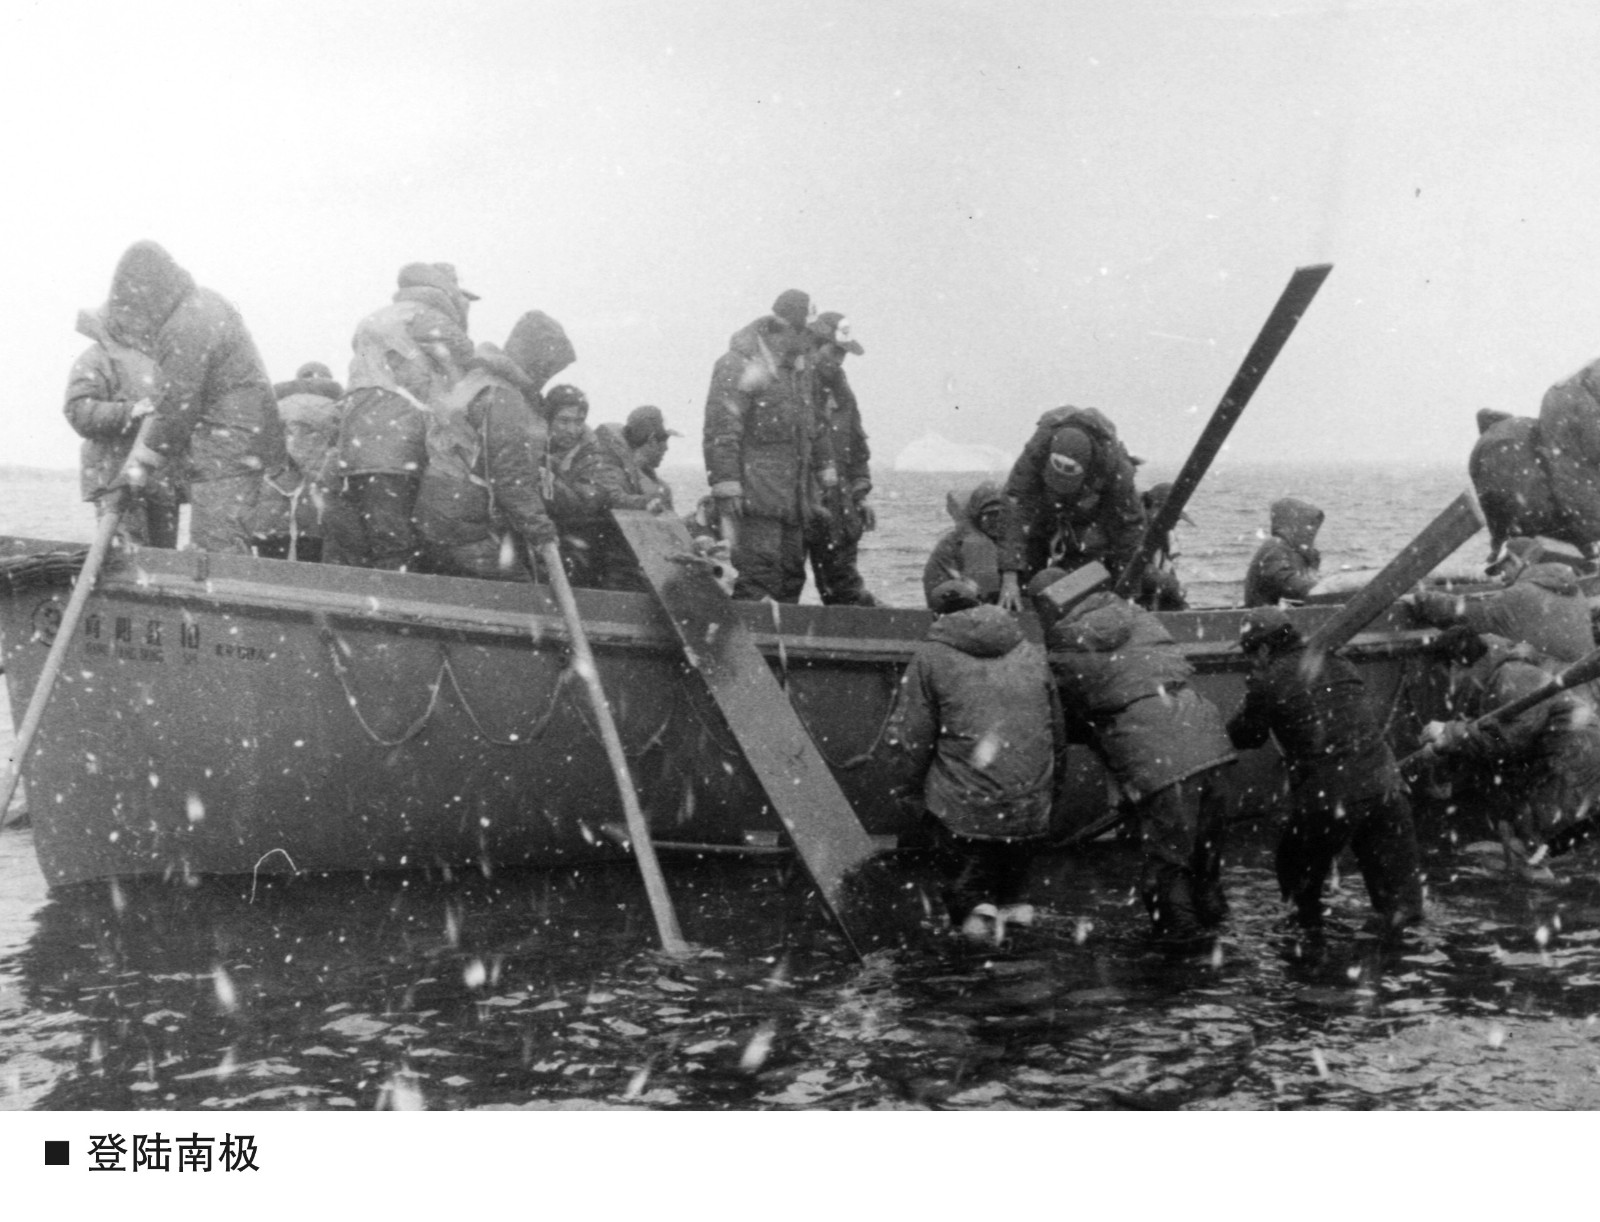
893 434 1015 473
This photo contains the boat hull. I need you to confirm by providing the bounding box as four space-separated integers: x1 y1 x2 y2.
0 538 1447 887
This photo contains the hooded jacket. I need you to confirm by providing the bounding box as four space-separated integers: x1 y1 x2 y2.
104 241 286 483
1412 561 1594 663
63 308 176 503
1242 498 1323 607
1045 592 1236 802
1001 405 1145 578
703 317 833 524
922 482 1006 608
1227 640 1400 806
885 605 1060 840
413 348 556 554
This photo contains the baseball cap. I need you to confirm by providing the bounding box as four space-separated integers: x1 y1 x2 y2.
397 261 480 301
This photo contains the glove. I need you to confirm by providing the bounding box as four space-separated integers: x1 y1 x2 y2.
1420 719 1470 755
715 494 744 520
129 397 156 420
644 496 668 515
116 440 166 490
857 497 877 533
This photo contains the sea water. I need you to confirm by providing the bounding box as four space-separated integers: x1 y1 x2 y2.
5 464 1600 1112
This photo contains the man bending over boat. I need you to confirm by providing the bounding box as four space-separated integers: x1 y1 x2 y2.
884 581 1060 945
64 305 182 548
1243 497 1323 607
1227 607 1424 936
412 316 561 580
1406 536 1595 664
996 406 1145 611
1418 626 1600 881
1031 569 1236 949
107 240 289 553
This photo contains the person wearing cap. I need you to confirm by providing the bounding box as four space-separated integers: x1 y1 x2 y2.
410 315 560 580
534 383 613 585
328 265 484 569
802 311 877 606
703 291 837 602
1137 482 1190 611
883 583 1061 944
922 481 1007 609
248 361 346 561
1030 570 1236 948
1227 607 1424 934
1418 625 1600 881
564 405 680 591
1406 536 1595 664
105 241 288 553
1242 497 1324 608
64 304 182 548
997 406 1145 610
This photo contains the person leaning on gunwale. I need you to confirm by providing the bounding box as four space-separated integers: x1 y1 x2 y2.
1242 496 1323 607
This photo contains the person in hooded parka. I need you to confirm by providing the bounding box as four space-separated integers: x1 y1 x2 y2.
1469 409 1566 563
1420 626 1600 878
996 405 1146 610
1408 537 1594 664
921 481 1007 609
1032 573 1237 947
105 241 287 553
1242 497 1324 607
412 317 560 580
884 583 1061 943
63 305 182 547
247 362 345 561
1537 355 1600 551
704 290 837 603
326 264 479 569
1226 607 1424 934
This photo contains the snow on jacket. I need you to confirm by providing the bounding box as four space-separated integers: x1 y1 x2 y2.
1001 405 1145 578
922 482 1006 608
703 317 833 524
1045 592 1236 802
1469 410 1565 559
63 308 175 503
413 361 556 552
809 361 870 496
104 241 286 483
1227 641 1399 806
1412 561 1594 663
884 604 1059 840
1242 498 1323 607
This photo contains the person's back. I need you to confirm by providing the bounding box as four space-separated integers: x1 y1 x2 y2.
1243 497 1323 607
1410 539 1594 662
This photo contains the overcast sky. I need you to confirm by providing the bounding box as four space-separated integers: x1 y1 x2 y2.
6 0 1600 480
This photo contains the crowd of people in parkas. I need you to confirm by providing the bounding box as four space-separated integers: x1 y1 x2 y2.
66 240 1600 953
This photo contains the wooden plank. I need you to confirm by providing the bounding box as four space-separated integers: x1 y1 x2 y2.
612 510 910 957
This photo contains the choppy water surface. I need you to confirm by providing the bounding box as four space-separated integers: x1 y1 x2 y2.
7 462 1599 1111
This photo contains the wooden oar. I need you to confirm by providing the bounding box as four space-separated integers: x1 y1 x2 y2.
537 542 690 957
1301 489 1486 660
1114 262 1333 600
1398 644 1600 774
0 490 127 827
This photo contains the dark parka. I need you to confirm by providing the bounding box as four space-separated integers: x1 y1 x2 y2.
1411 561 1594 663
104 241 286 483
922 482 1006 608
249 373 346 549
1438 636 1600 840
704 317 832 524
64 308 174 504
1002 406 1145 580
558 423 672 590
1045 592 1236 803
1242 498 1323 607
884 605 1060 841
413 348 557 561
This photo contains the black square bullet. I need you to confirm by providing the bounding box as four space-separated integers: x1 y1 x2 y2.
44 1141 69 1166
